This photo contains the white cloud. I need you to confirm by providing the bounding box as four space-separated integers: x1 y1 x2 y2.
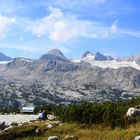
31 7 64 37
80 20 118 39
0 15 15 37
110 20 118 33
29 7 118 42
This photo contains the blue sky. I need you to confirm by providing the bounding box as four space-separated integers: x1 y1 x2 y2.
0 0 140 59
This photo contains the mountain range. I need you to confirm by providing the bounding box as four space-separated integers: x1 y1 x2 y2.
0 49 140 108
81 51 114 61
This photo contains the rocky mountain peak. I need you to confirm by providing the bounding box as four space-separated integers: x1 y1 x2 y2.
94 52 106 61
94 52 113 61
47 49 65 58
81 51 94 58
0 50 140 108
40 49 70 62
0 52 12 61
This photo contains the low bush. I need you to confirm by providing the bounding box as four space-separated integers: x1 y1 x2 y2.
54 97 140 128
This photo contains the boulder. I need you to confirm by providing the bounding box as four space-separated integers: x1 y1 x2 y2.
47 123 53 129
134 135 140 140
0 121 8 130
48 136 59 140
47 115 55 121
126 107 140 117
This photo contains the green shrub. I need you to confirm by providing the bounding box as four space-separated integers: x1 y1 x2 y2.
55 97 140 128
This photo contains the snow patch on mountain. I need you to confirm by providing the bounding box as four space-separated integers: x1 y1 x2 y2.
72 58 81 63
72 53 95 63
19 58 33 62
0 61 11 64
72 51 140 70
90 60 140 70
81 53 95 62
73 58 140 70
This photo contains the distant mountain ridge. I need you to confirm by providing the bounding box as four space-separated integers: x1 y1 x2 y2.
1 49 140 64
40 49 70 62
81 51 94 58
94 52 113 61
126 54 140 63
72 51 140 71
81 51 113 61
0 49 139 108
0 52 12 61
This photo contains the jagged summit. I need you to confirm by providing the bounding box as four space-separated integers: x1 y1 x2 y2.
0 52 12 61
94 52 113 61
81 51 94 58
40 49 70 62
81 51 113 61
0 49 140 107
47 49 65 58
94 52 106 61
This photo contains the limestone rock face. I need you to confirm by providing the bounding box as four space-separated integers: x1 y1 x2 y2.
0 49 140 107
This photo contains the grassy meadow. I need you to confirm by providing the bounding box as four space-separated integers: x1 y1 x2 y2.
1 120 140 140
1 98 140 139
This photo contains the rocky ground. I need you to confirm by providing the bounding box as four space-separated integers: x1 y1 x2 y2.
0 114 38 126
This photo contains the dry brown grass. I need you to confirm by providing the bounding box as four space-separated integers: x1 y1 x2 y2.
4 121 140 140
43 122 140 140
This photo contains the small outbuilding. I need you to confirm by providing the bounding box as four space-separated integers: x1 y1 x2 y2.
20 106 35 113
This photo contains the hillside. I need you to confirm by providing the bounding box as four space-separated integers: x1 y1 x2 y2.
0 50 140 107
1 98 140 140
